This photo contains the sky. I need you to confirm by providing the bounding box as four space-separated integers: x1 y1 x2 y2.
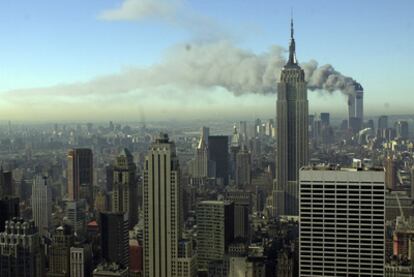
0 0 413 122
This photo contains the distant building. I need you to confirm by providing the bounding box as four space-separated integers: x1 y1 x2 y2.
235 146 251 187
378 115 389 130
67 149 93 209
348 83 364 132
32 175 52 237
0 218 44 277
0 168 13 198
111 149 138 229
189 127 215 179
0 197 19 232
299 166 385 276
395 121 409 139
320 112 330 127
208 136 229 186
230 126 241 181
385 154 398 190
197 200 234 270
411 166 414 202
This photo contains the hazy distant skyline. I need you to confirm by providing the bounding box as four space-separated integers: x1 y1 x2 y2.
0 0 413 121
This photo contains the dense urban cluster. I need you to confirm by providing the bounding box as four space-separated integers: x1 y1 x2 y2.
1 22 414 277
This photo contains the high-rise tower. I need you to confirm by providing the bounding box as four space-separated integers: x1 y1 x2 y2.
143 134 196 277
32 175 52 237
274 18 309 216
112 148 138 229
67 148 93 209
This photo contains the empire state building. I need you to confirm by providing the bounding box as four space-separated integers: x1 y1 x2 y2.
274 19 309 216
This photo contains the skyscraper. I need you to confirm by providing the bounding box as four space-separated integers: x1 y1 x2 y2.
32 175 52 237
99 212 129 268
275 19 309 215
112 148 138 229
348 82 364 132
208 136 229 186
196 200 234 271
143 134 196 277
67 149 93 208
299 166 385 276
189 127 215 179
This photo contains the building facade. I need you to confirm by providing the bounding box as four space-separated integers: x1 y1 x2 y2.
0 219 44 277
299 167 385 276
111 149 138 229
197 200 234 270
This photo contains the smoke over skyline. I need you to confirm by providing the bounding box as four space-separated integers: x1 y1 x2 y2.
6 41 359 100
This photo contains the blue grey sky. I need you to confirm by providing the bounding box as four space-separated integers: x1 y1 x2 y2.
0 0 412 121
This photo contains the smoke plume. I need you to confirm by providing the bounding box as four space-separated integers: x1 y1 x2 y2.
7 41 359 99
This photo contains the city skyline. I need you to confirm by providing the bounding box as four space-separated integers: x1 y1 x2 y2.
0 0 413 121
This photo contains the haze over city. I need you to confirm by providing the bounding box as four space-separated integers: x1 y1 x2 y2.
0 0 412 121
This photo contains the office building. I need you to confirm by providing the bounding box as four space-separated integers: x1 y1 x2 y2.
299 166 385 276
67 149 93 208
275 19 309 215
197 200 234 270
47 225 74 277
100 212 129 268
0 218 44 277
111 149 138 229
208 136 229 186
32 175 52 237
143 134 196 277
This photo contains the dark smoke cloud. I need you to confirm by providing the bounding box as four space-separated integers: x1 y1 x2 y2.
6 41 359 99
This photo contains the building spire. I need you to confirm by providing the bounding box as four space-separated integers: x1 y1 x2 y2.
287 13 297 66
